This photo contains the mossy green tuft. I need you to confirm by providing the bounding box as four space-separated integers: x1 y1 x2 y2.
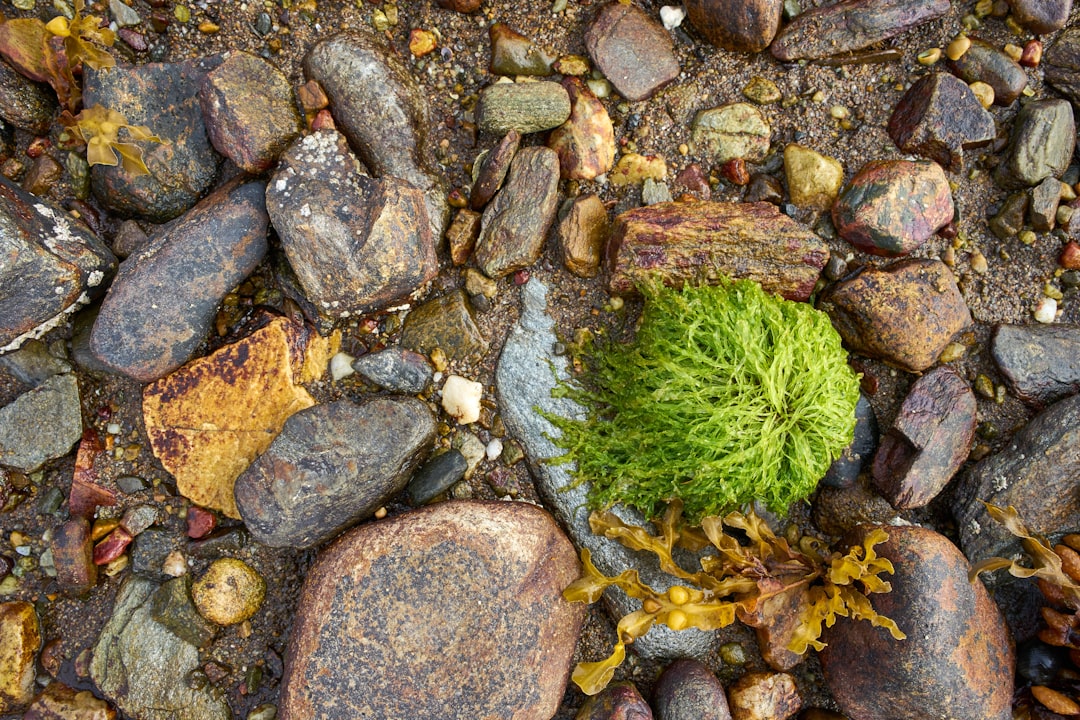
547 278 861 521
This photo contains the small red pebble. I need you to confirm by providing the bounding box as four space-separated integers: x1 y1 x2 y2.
1060 241 1080 270
92 527 133 565
310 109 336 131
1020 40 1043 68
720 158 750 186
513 269 530 285
937 221 958 240
26 137 50 159
186 506 217 539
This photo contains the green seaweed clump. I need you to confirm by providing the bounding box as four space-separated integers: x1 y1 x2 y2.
547 278 861 521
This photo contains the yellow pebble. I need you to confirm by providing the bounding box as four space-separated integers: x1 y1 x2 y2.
198 21 220 33
946 35 971 61
968 81 995 109
1003 43 1023 62
917 48 941 66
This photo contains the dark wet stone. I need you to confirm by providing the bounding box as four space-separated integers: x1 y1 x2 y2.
995 99 1076 189
234 398 435 549
21 153 62 197
585 3 680 102
401 289 488 364
267 130 437 317
820 524 1014 720
0 59 55 134
770 0 950 62
199 50 303 174
0 176 116 354
489 22 553 76
549 77 615 181
188 527 247 558
150 575 217 648
813 475 898 538
474 146 560 279
575 682 653 719
887 73 995 172
871 366 976 510
476 81 571 136
684 0 782 53
819 258 972 373
89 179 268 383
83 57 223 223
406 449 469 505
948 37 1028 107
109 219 148 259
470 129 520 211
0 340 70 387
0 373 81 472
436 0 481 11
1045 28 1080 109
992 324 1080 407
1011 0 1071 34
821 393 877 489
744 173 782 204
50 518 96 595
1030 176 1062 232
989 191 1029 240
351 347 433 393
130 528 184 580
279 501 585 720
653 659 731 720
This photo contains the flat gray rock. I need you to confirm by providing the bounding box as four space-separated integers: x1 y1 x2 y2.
0 373 81 472
991 323 1080 407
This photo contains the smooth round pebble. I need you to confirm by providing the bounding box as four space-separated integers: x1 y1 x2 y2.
486 438 504 461
192 558 266 625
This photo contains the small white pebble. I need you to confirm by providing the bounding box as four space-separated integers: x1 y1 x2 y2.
432 371 444 384
106 422 121 435
329 352 355 381
442 375 483 424
162 550 188 577
486 438 504 461
1035 297 1058 324
659 5 685 30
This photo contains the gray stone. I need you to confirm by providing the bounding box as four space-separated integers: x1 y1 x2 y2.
109 0 142 27
351 347 433 394
401 289 489 364
690 103 771 164
821 393 877 489
996 99 1076 189
495 278 721 659
91 576 230 720
654 659 732 720
406 449 469 505
234 398 436 548
0 59 55 134
992 323 1080 407
1046 28 1080 109
584 3 680 102
1011 0 1071 34
1030 176 1061 233
476 81 571 136
0 374 80 472
150 576 217 648
0 340 70 388
641 178 672 205
130 528 184 580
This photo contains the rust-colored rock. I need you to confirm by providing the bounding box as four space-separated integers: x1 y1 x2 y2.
51 518 97 594
559 194 610 279
684 0 782 53
23 682 116 720
436 0 481 13
818 258 971 372
470 129 520 211
820 525 1013 720
0 600 41 713
447 208 482 265
737 578 810 672
727 672 801 720
548 77 615 181
575 682 654 719
605 200 828 301
584 3 680 102
93 528 133 566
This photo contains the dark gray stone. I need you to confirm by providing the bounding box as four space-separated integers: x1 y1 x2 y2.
406 450 469 505
131 528 184 580
992 323 1080 407
1011 0 1071 34
0 373 81 472
351 347 433 394
948 37 1028 107
821 393 877 489
653 659 731 720
1046 28 1080 108
150 575 217 648
0 340 70 388
995 99 1076 189
0 58 55 134
1030 176 1062 232
989 192 1029 241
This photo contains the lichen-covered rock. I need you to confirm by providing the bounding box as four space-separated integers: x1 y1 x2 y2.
887 73 996 171
584 3 679 102
726 672 800 720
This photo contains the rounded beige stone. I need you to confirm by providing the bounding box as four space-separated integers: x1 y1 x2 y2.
192 558 266 625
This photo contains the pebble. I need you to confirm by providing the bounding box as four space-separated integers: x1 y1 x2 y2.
653 659 732 720
0 59 56 134
0 373 81 472
947 37 1028 107
995 99 1076 189
989 191 1028 240
401 289 489 364
278 501 584 720
470 129 520 210
191 558 265 625
329 352 354 381
234 397 435 548
821 525 1013 720
0 601 40 713
150 575 216 648
1010 0 1071 34
1035 297 1058 324
575 682 654 719
447 208 482 265
821 393 877 489
120 505 158 537
50 518 96 595
406 449 469 505
130 528 184 581
641 178 672 204
488 22 553 76
991 324 1080 406
1029 176 1062 232
558 193 610 278
20 154 62 197
742 76 781 105
187 506 217 539
22 681 115 720
109 0 141 27
584 2 680 102
690 103 771 164
684 0 782 53
783 144 843 211
726 672 800 720
352 347 433 394
609 153 667 186
476 81 571 136
442 374 483 424
548 77 615 180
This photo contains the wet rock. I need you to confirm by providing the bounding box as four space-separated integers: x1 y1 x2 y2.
92 527 133 566
871 367 976 510
89 178 268 382
684 0 782 53
0 601 40 713
738 581 808 672
351 347 433 393
690 103 771 164
267 130 437 317
948 38 1027 108
131 528 185 580
559 193 610 278
770 0 949 62
436 0 481 12
820 524 1013 720
1010 0 1071 35
191 557 265 625
813 476 904 537
83 57 222 223
0 59 55 134
476 81 571 136
279 500 584 720
548 77 615 180
0 373 81 472
186 506 216 539
235 397 435 548
406 449 469 505
488 22 553 76
727 672 800 720
822 393 878 489
51 517 97 594
744 173 782 204
606 200 828 301
0 339 70 387
23 682 116 720
833 159 953 257
150 575 216 648
818 258 972 373
989 191 1029 240
447 208 482 264
120 504 158 537
784 144 843 211
576 682 653 719
110 219 148 259
995 99 1075 189
496 278 721 659
401 289 488 364
442 374 483 424
992 324 1080 406
470 130 520 211
0 177 116 354
199 50 303 174
1030 176 1062 233
1045 28 1080 108
585 3 680 102
474 146 560 279
21 154 62 197
653 659 731 720
91 576 230 720
955 394 1080 563
887 73 996 171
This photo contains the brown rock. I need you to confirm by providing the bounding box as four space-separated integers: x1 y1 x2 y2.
447 208 482 265
818 258 972 372
948 37 1028 107
684 0 782 53
770 0 950 62
1045 28 1080 108
653 659 732 720
0 600 41 713
820 525 1013 720
21 154 62 197
727 672 801 720
488 22 553 76
474 146 560 279
279 500 584 720
812 476 898 537
871 366 977 510
548 77 615 181
1010 0 1071 35
401 289 489 364
605 200 828 301
576 682 654 719
737 578 810 672
0 58 56 134
559 194 610 278
436 0 481 12
470 129 520 210
51 518 97 594
585 3 680 102
989 191 1029 240
23 682 116 720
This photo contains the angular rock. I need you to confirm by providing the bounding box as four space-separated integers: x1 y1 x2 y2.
654 659 732 720
820 524 1013 720
351 347 433 394
726 672 800 720
606 200 828 301
559 193 609 278
887 74 996 172
770 0 950 62
0 601 40 713
51 517 97 594
833 159 953 257
992 324 1080 406
0 58 55 134
989 191 1029 240
1046 28 1080 109
150 575 217 648
83 58 223 223
871 366 976 510
91 577 230 720
1030 176 1061 233
548 77 615 180
22 154 62 197
447 208 482 264
995 99 1076 189
948 38 1028 107
821 393 878 489
576 682 654 719
235 398 435 548
690 103 770 164
476 81 571 136
585 3 680 102
89 178 268 382
0 177 116 354
1011 0 1071 33
142 316 333 518
401 289 489 364
474 146 560 279
199 50 303 173
130 528 185 580
0 340 70 387
0 373 81 472
279 500 584 720
784 144 843 211
819 258 972 373
406 449 469 505
488 23 553 76
684 0 782 53
23 682 116 720
813 476 901 537
955 394 1080 563
267 130 437 317
738 580 810 672
471 130 520 211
